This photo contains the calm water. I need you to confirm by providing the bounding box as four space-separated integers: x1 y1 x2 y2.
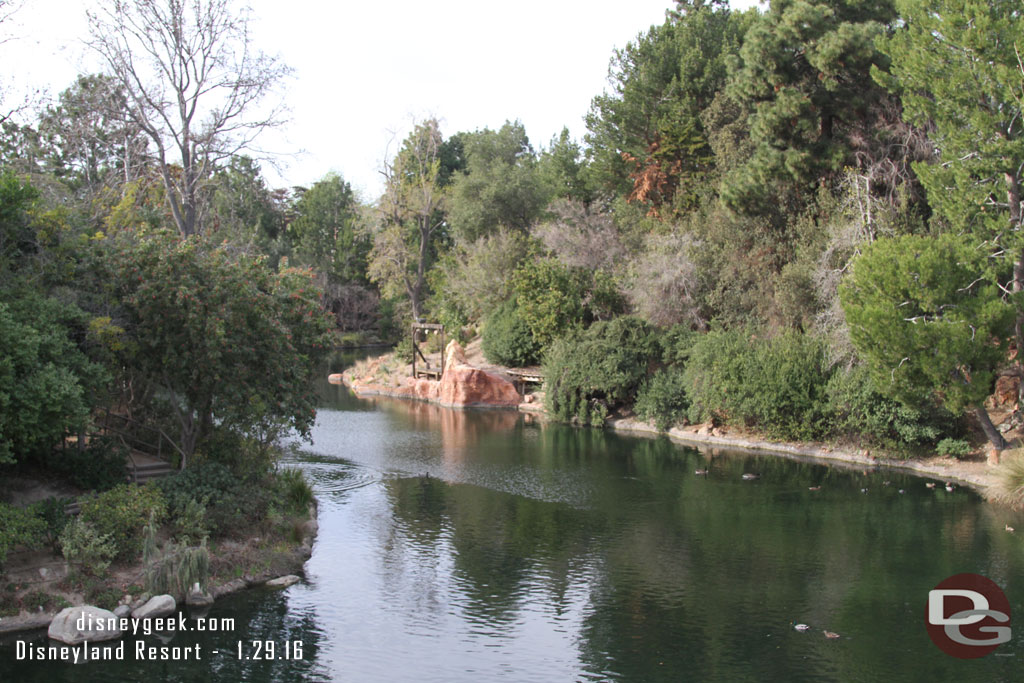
4 354 1024 681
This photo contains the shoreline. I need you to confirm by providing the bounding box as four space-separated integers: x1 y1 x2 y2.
340 356 998 496
0 501 319 637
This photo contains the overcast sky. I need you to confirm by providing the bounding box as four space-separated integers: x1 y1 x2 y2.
0 0 759 201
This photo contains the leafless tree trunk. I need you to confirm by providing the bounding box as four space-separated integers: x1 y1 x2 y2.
86 0 290 236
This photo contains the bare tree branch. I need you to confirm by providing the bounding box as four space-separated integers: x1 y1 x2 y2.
86 0 292 236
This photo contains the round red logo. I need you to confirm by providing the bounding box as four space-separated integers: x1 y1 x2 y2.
926 573 1011 658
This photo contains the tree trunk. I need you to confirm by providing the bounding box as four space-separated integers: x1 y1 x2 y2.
1009 172 1023 404
974 404 1007 451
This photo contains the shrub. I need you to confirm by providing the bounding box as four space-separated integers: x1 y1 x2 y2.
78 483 166 562
543 317 659 426
481 299 541 367
277 468 314 515
142 519 210 596
30 496 72 553
0 502 46 568
684 329 831 440
44 436 127 491
824 365 953 449
635 367 690 431
59 518 116 576
936 438 972 459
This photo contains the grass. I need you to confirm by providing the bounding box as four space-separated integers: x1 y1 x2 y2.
993 448 1024 508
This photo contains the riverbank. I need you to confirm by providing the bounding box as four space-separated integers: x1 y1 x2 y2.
339 341 1009 498
0 484 318 636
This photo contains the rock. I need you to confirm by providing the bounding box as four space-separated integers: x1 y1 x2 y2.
445 340 467 366
130 592 151 612
995 375 1020 406
48 605 122 644
327 373 344 384
132 594 176 619
988 447 1001 466
113 605 131 618
212 578 247 599
266 575 301 588
186 583 214 608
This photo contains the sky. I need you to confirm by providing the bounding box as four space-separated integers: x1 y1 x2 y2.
0 0 760 201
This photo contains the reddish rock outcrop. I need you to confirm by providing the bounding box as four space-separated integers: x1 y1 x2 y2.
436 341 520 408
344 340 520 409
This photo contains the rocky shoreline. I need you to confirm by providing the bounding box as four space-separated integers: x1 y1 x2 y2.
0 501 319 637
339 341 1001 497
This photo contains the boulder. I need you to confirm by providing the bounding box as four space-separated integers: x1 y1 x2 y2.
437 364 520 407
48 605 122 644
113 605 132 618
445 340 467 366
132 594 176 620
266 575 301 588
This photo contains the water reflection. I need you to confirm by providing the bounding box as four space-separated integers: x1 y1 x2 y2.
5 365 1024 681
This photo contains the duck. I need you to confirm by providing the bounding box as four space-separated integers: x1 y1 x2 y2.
823 630 841 639
860 488 869 493
695 469 709 476
794 623 810 632
945 482 955 492
741 473 760 480
808 486 821 491
1006 524 1015 533
926 482 937 489
898 489 906 494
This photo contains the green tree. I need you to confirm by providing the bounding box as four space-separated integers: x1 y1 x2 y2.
447 121 548 244
289 172 367 283
723 0 898 212
585 3 747 214
875 0 1024 391
209 156 287 260
110 231 334 464
840 233 1012 448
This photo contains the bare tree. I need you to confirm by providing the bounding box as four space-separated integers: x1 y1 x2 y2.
368 119 446 319
86 0 291 236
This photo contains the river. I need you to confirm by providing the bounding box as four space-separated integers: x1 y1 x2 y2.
3 355 1024 681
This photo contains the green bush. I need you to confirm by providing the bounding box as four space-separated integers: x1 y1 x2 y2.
658 324 699 366
277 468 314 515
936 438 972 459
44 436 127 491
684 329 831 440
30 496 72 553
824 365 953 449
0 502 46 568
156 460 236 516
635 367 690 431
78 483 166 562
481 299 542 367
59 518 116 576
543 317 659 426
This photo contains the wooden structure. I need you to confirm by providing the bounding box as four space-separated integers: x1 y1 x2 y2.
505 368 544 394
411 322 446 379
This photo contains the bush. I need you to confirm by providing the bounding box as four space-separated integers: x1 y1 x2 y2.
59 518 116 576
824 365 954 449
635 367 690 431
44 436 127 491
30 496 72 553
936 438 972 459
78 483 166 562
543 317 659 426
684 329 831 440
277 468 314 515
481 299 542 367
0 502 46 568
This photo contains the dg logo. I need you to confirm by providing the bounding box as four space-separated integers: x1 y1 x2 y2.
926 573 1012 658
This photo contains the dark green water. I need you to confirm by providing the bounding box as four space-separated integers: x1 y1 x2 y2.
4 356 1024 681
